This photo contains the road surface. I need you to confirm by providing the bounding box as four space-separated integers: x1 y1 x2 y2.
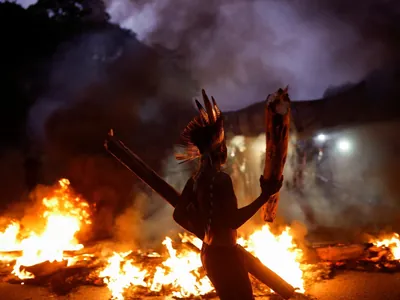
1 271 400 299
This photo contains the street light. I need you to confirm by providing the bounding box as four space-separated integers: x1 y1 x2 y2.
337 138 352 153
316 134 326 142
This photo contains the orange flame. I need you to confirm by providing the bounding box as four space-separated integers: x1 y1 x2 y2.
238 225 305 293
99 251 148 300
99 226 306 299
0 179 91 279
371 233 400 260
0 178 309 299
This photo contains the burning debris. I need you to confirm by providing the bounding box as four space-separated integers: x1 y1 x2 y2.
0 179 91 279
312 235 400 278
0 178 399 300
0 178 309 299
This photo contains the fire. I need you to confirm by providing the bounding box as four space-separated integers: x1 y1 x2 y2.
99 226 306 299
0 179 91 279
0 178 307 299
0 222 20 252
371 233 400 260
150 237 213 298
238 225 305 292
98 237 214 300
98 251 148 300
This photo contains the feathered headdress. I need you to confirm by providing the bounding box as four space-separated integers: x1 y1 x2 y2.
175 89 226 163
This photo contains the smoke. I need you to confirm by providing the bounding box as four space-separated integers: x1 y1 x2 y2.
19 10 201 235
104 0 399 110
0 0 203 245
112 150 192 250
5 0 399 243
27 28 127 141
7 0 36 8
297 122 400 233
216 123 400 236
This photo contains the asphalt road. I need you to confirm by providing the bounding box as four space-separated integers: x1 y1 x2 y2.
1 271 400 300
307 271 400 300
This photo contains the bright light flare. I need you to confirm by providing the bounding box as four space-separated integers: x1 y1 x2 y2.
315 134 326 142
336 138 352 153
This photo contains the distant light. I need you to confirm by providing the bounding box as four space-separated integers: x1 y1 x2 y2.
337 139 351 153
318 151 323 160
316 134 326 142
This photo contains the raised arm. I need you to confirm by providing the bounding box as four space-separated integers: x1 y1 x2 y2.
218 173 282 229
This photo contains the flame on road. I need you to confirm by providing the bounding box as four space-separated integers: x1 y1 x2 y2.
0 179 91 279
238 225 305 293
99 251 149 299
371 233 400 260
0 178 307 299
150 237 213 298
0 178 312 299
98 227 306 299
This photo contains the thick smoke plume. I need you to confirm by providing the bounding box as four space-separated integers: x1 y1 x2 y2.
5 0 400 245
105 0 400 109
102 0 400 237
31 32 196 243
203 125 400 238
287 122 400 235
112 150 192 250
1 3 197 243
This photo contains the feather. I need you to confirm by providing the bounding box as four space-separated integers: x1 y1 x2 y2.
202 89 216 124
195 99 209 124
211 96 221 117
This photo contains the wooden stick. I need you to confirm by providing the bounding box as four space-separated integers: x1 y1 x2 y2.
261 87 291 222
104 130 295 299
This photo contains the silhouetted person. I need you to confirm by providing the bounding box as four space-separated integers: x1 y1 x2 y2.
173 90 282 300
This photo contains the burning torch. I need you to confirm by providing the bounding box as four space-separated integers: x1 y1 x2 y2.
261 87 291 222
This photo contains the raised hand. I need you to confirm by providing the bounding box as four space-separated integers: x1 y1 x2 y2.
259 175 283 198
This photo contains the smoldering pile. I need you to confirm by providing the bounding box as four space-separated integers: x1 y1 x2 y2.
306 238 400 283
